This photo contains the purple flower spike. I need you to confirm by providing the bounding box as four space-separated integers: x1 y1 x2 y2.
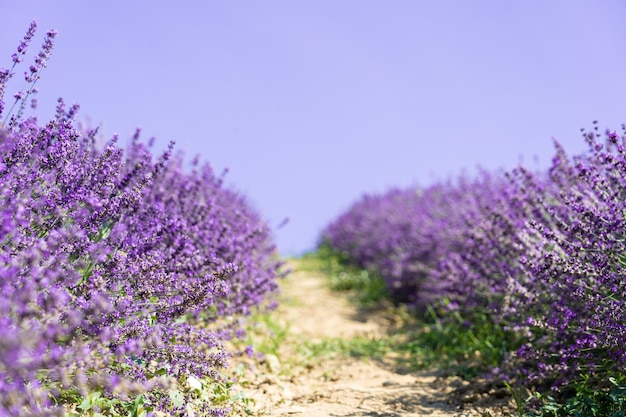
0 23 281 416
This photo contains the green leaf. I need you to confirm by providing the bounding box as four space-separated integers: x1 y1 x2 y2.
169 389 185 408
133 394 144 407
154 367 167 376
78 392 102 411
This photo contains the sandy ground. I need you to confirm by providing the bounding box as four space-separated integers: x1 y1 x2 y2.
232 261 513 417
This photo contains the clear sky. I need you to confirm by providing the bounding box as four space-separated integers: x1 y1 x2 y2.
2 1 626 255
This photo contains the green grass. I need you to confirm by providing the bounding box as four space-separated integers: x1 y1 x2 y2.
402 305 522 378
298 336 393 361
299 245 388 305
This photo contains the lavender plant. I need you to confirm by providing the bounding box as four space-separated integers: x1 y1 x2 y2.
504 125 626 389
0 22 280 416
320 173 506 309
437 126 626 392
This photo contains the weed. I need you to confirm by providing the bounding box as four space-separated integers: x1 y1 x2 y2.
503 379 531 417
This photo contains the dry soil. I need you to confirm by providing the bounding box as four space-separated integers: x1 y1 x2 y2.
230 261 514 417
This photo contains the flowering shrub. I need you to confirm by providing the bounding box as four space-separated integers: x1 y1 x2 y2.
433 126 626 391
320 173 505 308
482 126 626 388
0 22 280 416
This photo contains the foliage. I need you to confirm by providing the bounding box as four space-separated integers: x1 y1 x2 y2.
525 374 626 417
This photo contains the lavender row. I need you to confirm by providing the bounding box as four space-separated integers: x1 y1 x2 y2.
321 123 626 390
0 23 280 416
321 173 506 308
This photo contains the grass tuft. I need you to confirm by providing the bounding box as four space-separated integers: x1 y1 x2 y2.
300 245 388 305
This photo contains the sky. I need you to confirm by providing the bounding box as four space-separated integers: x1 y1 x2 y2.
2 1 626 255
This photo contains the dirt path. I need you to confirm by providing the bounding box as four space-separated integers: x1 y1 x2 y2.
233 261 510 417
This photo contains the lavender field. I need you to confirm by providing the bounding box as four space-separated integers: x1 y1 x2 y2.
2 20 626 417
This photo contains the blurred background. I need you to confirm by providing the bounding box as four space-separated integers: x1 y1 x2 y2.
2 1 626 255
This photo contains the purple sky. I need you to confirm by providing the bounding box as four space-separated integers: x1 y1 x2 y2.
2 1 626 255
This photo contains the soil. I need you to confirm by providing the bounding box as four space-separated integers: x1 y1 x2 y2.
229 260 515 417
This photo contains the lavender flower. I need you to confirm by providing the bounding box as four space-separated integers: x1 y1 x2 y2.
0 24 281 416
321 172 506 309
2 23 57 128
